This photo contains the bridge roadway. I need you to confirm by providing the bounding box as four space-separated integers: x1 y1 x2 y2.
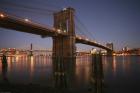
76 37 110 51
0 12 111 51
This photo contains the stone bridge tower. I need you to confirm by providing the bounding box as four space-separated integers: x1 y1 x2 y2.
52 7 76 88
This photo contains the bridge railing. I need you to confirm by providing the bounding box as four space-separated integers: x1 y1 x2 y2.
0 11 111 51
0 11 68 35
76 35 97 43
76 35 112 51
0 11 54 30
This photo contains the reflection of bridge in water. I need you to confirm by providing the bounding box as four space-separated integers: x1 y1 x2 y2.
0 7 112 88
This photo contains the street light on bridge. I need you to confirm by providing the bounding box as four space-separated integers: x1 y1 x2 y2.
57 29 61 33
24 18 30 22
0 13 5 18
86 38 89 41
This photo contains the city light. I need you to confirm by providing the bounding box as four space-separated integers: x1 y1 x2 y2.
91 48 97 54
63 30 66 33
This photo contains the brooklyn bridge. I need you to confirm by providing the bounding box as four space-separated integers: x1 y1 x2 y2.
0 7 112 55
0 7 112 88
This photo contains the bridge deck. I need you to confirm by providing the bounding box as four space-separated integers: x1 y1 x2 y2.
0 12 112 51
76 37 111 51
0 13 67 37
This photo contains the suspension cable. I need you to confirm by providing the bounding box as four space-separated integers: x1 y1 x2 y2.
75 14 96 40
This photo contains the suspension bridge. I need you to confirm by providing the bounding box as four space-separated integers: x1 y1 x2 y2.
0 8 112 52
0 2 113 87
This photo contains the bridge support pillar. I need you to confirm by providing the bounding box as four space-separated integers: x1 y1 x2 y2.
91 53 103 93
52 36 76 88
107 50 113 56
52 8 76 88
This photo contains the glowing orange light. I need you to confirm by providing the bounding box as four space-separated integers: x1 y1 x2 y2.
57 29 61 33
24 18 30 22
86 38 89 41
0 14 5 18
79 37 82 39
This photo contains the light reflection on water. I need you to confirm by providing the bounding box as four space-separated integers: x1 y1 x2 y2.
103 55 140 93
0 55 140 92
0 55 91 87
0 55 53 86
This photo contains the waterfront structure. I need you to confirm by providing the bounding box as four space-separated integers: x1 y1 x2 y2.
106 43 113 50
0 7 113 87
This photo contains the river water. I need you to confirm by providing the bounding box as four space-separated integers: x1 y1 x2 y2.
0 55 140 93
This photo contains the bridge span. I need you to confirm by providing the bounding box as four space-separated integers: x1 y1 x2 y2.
0 9 112 51
0 7 113 87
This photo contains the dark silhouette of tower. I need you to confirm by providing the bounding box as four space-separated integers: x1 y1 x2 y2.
52 7 76 88
29 43 33 56
2 54 9 83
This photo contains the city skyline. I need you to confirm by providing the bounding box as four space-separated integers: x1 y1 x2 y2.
0 0 140 51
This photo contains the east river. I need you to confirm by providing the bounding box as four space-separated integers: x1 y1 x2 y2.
0 54 140 93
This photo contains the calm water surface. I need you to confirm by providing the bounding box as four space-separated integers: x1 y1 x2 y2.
0 55 140 93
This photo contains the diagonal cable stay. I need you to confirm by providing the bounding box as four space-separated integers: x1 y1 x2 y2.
75 14 96 41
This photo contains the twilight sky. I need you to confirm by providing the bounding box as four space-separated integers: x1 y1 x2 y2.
0 0 140 51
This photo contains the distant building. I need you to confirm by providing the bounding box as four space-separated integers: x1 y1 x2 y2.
106 43 113 50
90 48 96 54
122 46 129 51
116 48 140 55
127 48 140 55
